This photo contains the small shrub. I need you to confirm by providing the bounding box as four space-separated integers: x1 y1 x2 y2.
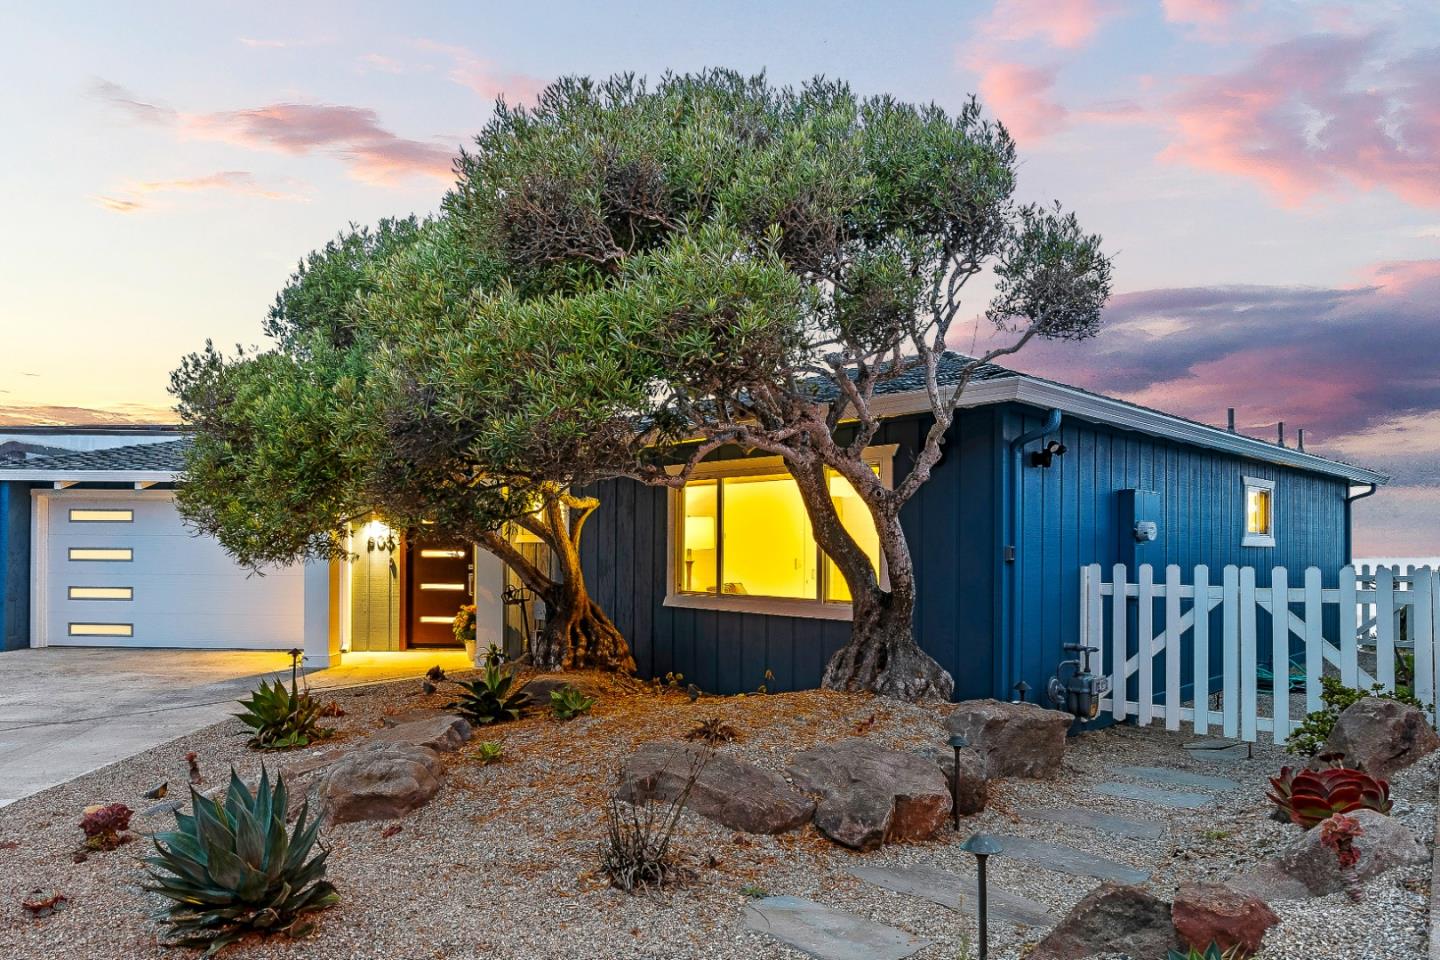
144 767 337 955
600 749 710 892
550 686 596 721
685 716 739 746
474 741 504 765
1286 676 1429 756
447 665 531 725
739 883 769 898
1267 764 1391 828
234 677 333 750
79 803 133 851
1168 945 1246 960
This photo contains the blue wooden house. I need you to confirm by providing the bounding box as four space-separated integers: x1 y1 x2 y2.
579 354 1386 701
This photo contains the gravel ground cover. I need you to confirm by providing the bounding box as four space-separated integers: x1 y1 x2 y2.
0 669 1432 960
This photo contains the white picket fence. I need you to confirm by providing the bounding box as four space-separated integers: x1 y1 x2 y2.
1080 563 1440 744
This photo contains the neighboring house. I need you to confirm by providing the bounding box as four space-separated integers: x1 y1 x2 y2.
0 359 1386 705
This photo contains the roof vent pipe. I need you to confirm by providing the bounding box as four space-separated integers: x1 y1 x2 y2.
1277 421 1286 447
1297 428 1305 453
1227 408 1236 432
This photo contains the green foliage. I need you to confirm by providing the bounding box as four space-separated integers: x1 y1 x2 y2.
473 741 504 765
549 685 596 720
144 768 338 956
1267 764 1392 828
740 883 769 898
235 678 333 750
447 665 532 725
1168 945 1246 960
1286 676 1428 756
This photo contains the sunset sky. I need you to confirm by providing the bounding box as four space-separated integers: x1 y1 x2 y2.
2 1 1437 554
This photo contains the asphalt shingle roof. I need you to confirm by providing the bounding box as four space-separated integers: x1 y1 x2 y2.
0 438 191 473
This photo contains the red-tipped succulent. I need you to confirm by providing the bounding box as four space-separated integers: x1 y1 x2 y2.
79 803 133 850
1267 766 1392 829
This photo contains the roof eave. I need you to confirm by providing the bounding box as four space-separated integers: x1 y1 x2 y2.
871 376 1389 486
0 469 179 484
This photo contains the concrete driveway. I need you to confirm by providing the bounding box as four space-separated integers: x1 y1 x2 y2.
0 647 473 806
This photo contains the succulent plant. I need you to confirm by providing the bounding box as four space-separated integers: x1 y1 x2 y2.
447 665 531 725
1267 765 1392 828
144 767 337 956
234 677 333 750
473 741 504 765
549 685 596 721
684 716 739 746
1168 944 1246 960
79 803 133 850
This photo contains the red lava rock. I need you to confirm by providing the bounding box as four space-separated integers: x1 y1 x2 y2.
1172 882 1280 955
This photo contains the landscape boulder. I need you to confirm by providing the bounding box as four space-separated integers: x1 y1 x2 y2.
787 739 951 850
322 743 444 823
1030 883 1180 960
521 675 596 705
1172 882 1279 955
1233 809 1427 899
1322 697 1440 777
946 699 1072 779
913 744 988 815
617 743 814 834
371 713 473 753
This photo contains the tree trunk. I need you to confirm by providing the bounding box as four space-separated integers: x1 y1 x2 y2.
485 491 637 674
785 459 954 702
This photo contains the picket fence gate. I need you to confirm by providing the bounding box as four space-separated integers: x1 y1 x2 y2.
1079 563 1440 744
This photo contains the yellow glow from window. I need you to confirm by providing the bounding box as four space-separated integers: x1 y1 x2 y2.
1246 488 1271 535
419 583 465 591
419 549 466 559
68 548 133 562
679 480 718 594
824 467 882 602
68 622 133 637
418 615 453 624
721 474 816 600
69 508 133 522
68 586 133 600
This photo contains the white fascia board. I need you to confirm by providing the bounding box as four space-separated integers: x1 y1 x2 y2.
871 376 1388 485
0 469 177 484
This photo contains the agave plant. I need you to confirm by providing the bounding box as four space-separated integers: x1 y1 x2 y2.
144 768 338 956
1267 764 1392 828
1168 944 1246 960
447 664 531 725
235 677 332 750
549 685 596 721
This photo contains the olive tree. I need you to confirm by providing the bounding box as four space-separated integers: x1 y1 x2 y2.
434 71 1113 700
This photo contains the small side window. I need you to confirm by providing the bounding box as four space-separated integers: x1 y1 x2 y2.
1242 476 1275 548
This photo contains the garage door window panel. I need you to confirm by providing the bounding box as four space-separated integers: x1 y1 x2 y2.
68 508 134 523
69 586 134 601
68 623 133 637
68 547 134 562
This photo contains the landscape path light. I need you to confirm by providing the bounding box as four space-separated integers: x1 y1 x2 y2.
960 832 1003 960
947 733 969 831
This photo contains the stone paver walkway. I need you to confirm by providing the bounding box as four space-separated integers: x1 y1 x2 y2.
743 896 931 960
1110 764 1240 792
990 834 1151 884
1092 780 1216 809
1014 804 1166 840
851 864 1053 927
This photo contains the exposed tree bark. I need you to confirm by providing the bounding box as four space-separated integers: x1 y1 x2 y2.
784 457 954 701
476 487 636 675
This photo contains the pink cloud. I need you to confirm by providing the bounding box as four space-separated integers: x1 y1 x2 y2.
93 81 457 186
972 59 1069 141
1161 0 1241 25
93 196 143 214
1159 34 1440 207
94 171 309 212
410 40 546 103
977 0 1123 50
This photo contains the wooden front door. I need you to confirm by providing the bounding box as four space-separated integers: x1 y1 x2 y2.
405 538 472 647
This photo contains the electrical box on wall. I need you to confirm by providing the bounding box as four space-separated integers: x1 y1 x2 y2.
1117 489 1161 568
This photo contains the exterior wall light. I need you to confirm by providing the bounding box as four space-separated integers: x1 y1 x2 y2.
947 733 969 831
1029 440 1067 468
960 832 1003 960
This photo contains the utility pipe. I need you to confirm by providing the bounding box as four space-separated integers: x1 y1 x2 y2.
999 408 1063 698
1344 483 1378 564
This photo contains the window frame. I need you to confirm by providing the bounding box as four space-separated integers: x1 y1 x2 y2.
1241 475 1276 548
664 446 895 621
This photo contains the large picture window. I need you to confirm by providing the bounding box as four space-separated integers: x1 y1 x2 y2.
672 452 889 616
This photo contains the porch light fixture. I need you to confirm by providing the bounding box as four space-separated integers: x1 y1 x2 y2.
960 832 1003 960
1029 440 1067 468
947 733 969 832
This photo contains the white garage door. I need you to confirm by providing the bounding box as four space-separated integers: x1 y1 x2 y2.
37 491 304 649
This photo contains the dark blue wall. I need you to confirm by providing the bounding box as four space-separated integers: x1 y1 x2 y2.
1001 405 1350 706
0 481 33 651
579 401 1352 700
580 409 1002 698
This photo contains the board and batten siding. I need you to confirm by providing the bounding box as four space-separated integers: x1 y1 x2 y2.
1002 403 1351 707
579 409 1002 698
